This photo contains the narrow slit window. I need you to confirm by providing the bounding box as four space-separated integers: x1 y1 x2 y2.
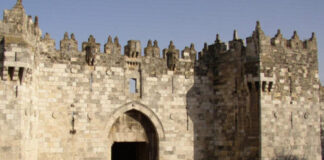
262 81 266 92
129 78 137 93
255 82 260 91
247 82 252 91
8 67 14 81
268 82 273 92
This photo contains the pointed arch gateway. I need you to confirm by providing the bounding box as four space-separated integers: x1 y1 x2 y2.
105 102 165 160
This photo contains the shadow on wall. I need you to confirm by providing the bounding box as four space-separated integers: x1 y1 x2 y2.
186 56 212 160
186 32 260 160
320 87 324 160
186 45 220 160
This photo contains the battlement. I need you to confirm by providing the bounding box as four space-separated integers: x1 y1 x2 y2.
199 21 317 66
270 30 317 50
104 35 121 55
2 0 41 43
37 32 198 77
51 25 316 64
0 0 318 83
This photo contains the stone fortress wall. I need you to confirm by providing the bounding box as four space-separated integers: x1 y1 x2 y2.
0 1 322 160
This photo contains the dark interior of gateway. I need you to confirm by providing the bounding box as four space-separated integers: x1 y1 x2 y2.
111 110 159 160
112 142 148 160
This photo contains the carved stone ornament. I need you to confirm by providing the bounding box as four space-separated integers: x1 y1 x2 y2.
273 111 278 119
87 113 92 121
106 69 112 76
304 112 309 119
70 66 78 73
169 114 174 120
70 68 76 73
24 109 28 116
52 112 56 119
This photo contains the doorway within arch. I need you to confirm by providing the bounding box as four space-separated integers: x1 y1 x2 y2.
109 109 158 160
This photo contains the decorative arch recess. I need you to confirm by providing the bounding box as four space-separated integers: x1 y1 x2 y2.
105 101 165 140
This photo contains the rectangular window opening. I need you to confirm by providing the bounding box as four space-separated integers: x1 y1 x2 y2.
268 82 273 92
8 67 14 81
262 81 266 92
18 67 24 84
247 82 252 91
255 81 260 91
129 78 137 93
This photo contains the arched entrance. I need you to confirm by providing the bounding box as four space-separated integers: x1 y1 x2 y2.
109 109 158 160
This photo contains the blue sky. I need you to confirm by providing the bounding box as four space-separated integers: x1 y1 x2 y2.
1 0 324 83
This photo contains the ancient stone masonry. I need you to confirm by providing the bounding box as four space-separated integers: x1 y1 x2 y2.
0 1 322 160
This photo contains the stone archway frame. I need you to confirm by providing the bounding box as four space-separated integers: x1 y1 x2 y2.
105 101 165 140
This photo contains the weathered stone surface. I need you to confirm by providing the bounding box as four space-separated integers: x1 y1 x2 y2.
0 1 322 160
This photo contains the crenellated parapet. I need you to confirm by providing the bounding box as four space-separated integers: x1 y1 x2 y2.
271 29 317 51
104 35 121 54
198 43 208 60
37 33 197 77
213 34 227 53
199 30 245 63
288 31 303 49
245 22 317 55
60 32 78 54
181 43 196 62
41 33 56 53
0 0 319 84
228 30 244 55
125 40 141 58
144 40 160 58
82 35 100 66
195 21 319 97
197 21 317 66
2 1 318 83
0 0 41 84
304 32 317 50
2 0 41 42
197 30 245 67
163 41 179 71
271 29 285 47
245 21 268 58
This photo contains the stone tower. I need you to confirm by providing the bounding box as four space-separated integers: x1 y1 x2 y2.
0 1 322 160
192 22 321 159
0 0 41 159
